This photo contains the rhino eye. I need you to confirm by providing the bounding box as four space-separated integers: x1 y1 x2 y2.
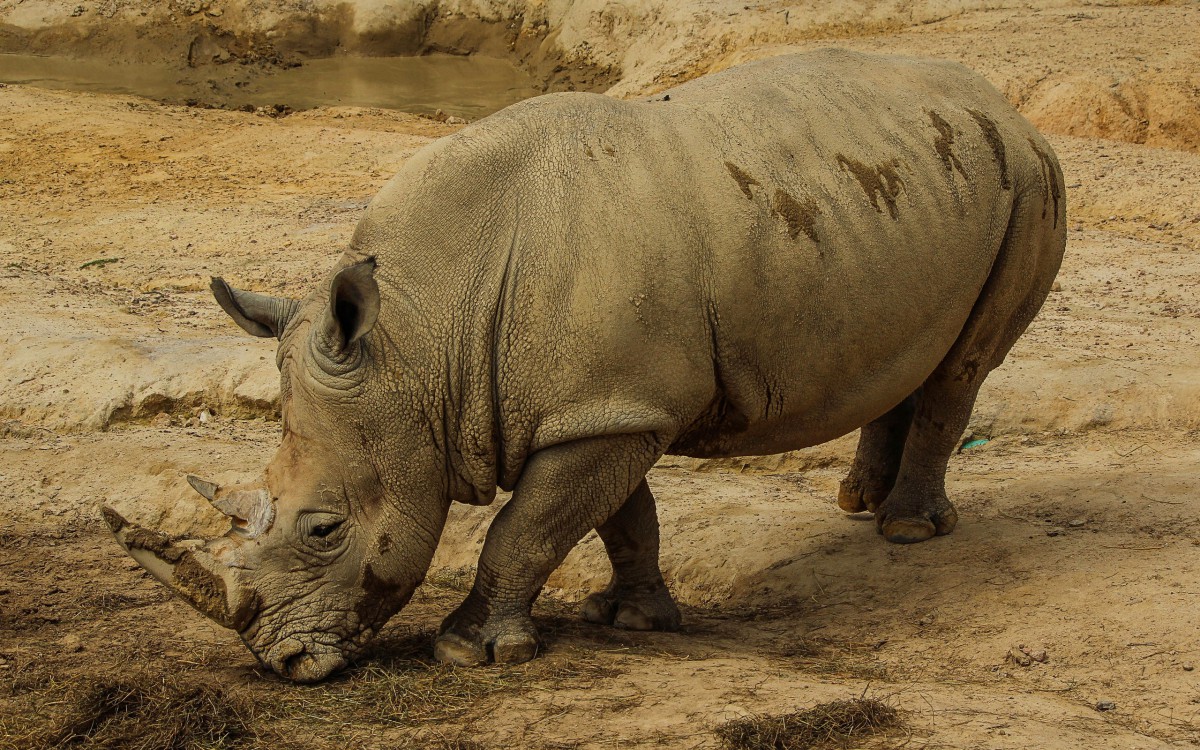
299 513 345 548
311 521 342 538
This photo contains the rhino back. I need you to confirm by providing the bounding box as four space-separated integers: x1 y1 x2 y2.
352 49 1059 477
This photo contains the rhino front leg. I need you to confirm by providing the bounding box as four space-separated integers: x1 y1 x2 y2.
579 479 681 631
435 432 665 666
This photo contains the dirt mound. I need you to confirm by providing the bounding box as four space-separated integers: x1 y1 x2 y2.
1021 71 1200 152
0 330 278 431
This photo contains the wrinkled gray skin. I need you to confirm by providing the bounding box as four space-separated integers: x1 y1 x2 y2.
106 49 1066 682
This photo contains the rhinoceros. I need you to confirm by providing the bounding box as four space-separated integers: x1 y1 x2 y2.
104 49 1065 681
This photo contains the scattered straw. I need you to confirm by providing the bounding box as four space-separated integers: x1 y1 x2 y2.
298 660 510 726
1 626 624 749
713 697 900 750
7 671 259 750
426 739 486 750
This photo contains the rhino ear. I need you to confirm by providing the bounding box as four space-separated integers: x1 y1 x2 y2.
319 258 379 355
211 278 300 340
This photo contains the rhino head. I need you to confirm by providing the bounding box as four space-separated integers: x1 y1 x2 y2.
104 258 456 682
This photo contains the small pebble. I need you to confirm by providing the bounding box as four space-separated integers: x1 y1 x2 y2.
1184 664 1194 672
1046 527 1066 537
1095 700 1117 712
60 634 83 653
1009 647 1033 667
1068 519 1086 527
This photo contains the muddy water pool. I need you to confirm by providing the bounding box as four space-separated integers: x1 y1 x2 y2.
0 52 543 118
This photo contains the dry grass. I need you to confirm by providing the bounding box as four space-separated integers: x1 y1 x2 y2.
0 530 611 750
79 589 171 613
0 625 622 750
287 659 510 727
762 642 891 682
713 697 901 750
235 627 520 736
2 671 259 750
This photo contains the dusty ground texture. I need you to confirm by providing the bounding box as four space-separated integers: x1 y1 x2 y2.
3 1 1200 748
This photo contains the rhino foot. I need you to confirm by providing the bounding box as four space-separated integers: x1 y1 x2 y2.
875 488 958 544
837 471 892 513
580 585 681 631
433 632 487 666
434 613 539 666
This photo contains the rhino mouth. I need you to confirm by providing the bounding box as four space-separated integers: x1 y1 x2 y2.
247 582 420 681
240 610 383 683
260 638 349 683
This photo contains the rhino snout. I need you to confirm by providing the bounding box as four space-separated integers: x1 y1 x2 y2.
262 638 348 683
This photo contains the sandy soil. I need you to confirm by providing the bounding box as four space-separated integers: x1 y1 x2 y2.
3 2 1200 749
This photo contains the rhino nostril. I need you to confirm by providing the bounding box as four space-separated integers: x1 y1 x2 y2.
269 639 345 682
282 650 310 679
270 639 304 676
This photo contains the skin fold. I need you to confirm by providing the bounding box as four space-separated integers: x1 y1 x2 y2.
106 49 1066 680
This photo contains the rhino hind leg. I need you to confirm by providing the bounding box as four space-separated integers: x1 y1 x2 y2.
875 184 1065 544
580 479 681 632
435 433 666 666
871 384 969 544
838 395 918 514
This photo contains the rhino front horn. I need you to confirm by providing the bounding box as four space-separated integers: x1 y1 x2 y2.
101 505 258 631
187 476 275 538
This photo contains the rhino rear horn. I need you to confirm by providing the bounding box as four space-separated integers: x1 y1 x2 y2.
187 476 275 538
210 278 300 339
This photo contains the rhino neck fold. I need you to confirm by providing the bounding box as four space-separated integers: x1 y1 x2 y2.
358 178 534 502
366 288 502 507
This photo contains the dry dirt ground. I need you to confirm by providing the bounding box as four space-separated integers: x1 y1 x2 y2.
3 2 1200 749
